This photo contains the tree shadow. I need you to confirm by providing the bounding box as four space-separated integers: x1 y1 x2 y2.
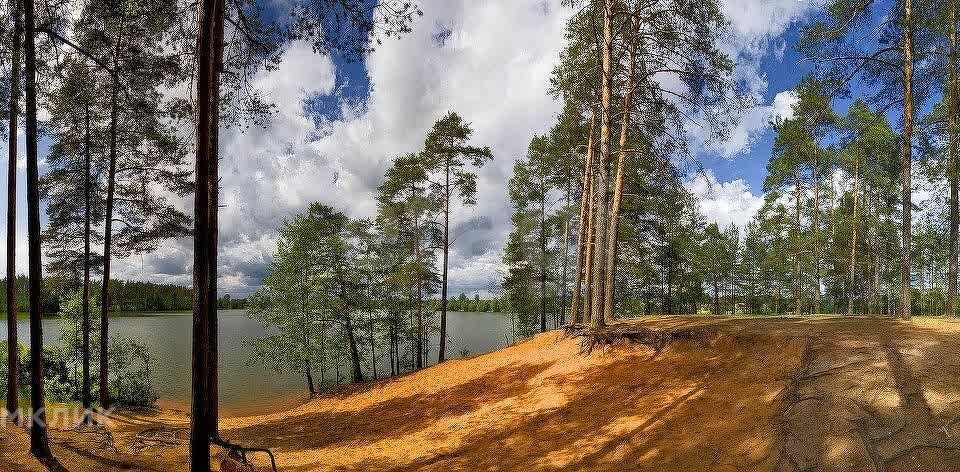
225 360 557 454
340 335 796 472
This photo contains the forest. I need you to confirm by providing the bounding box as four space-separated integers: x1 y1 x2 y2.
2 0 960 470
0 277 202 313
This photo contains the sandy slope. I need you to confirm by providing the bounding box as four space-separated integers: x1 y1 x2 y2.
4 316 960 471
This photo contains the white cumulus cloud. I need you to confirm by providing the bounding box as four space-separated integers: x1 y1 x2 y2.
686 170 765 229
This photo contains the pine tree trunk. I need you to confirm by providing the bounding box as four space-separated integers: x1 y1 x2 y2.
590 0 614 329
415 231 424 369
582 175 596 324
305 360 316 395
794 182 803 315
901 0 915 320
713 280 720 315
602 26 636 323
205 0 225 435
559 200 571 326
82 100 92 421
539 189 548 332
190 0 225 469
848 160 860 316
439 161 449 362
666 260 674 315
302 274 314 394
344 312 364 383
5 0 21 423
812 153 821 314
389 323 396 376
24 0 50 456
368 311 377 379
948 0 959 317
100 23 124 411
569 116 595 324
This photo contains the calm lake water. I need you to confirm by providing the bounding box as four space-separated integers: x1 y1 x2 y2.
0 310 515 415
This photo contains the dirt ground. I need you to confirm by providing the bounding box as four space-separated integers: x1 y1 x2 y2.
5 315 960 471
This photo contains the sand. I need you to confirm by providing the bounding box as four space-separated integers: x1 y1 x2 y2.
4 315 960 471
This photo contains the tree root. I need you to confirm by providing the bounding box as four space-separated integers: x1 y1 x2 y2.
128 426 188 454
770 337 814 471
564 323 716 354
49 423 119 454
851 417 886 472
212 434 278 472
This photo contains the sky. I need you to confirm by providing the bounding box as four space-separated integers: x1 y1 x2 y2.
1 0 827 298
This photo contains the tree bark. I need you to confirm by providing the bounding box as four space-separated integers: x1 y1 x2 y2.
205 0 225 436
569 116 595 324
24 0 50 456
590 0 614 329
414 224 424 369
948 0 959 317
812 152 821 314
665 258 674 315
82 100 92 421
305 361 316 395
602 24 636 323
539 182 548 332
5 0 21 424
582 170 596 324
559 200 571 326
344 313 363 383
99 21 124 411
368 311 377 379
712 279 720 316
848 160 860 316
794 181 803 315
439 160 449 361
190 0 225 469
302 269 314 395
901 0 914 320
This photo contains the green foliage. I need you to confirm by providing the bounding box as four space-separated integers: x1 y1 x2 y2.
57 0 194 261
503 135 560 334
0 276 59 314
106 338 158 408
0 292 158 408
40 57 106 282
217 294 248 310
0 277 195 314
439 293 505 313
45 292 157 407
248 203 372 390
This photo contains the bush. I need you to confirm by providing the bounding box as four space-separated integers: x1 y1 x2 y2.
10 292 160 408
107 338 157 408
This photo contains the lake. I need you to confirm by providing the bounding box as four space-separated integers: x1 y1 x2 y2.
0 310 516 415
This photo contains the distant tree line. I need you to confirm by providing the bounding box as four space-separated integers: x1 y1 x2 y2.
436 293 506 313
0 276 241 314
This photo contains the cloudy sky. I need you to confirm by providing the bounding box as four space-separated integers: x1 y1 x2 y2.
1 0 824 297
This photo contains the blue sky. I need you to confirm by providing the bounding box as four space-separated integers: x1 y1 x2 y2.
701 23 814 191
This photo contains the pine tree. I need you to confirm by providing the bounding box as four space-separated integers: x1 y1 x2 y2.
420 112 492 362
4 0 21 424
504 136 557 334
